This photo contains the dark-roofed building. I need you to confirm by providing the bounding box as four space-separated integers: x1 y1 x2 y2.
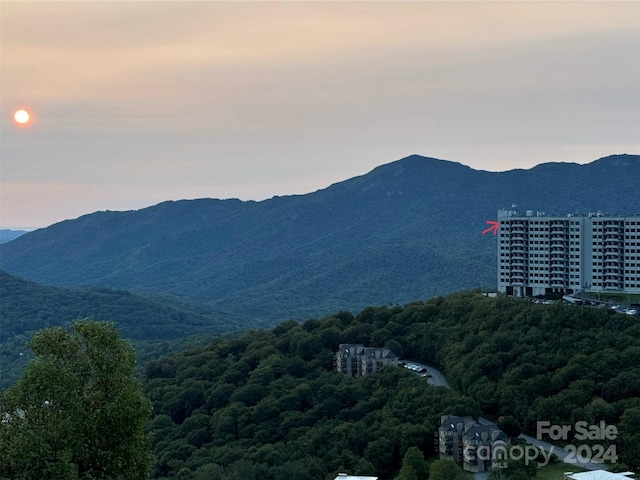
335 344 398 377
437 415 510 473
437 415 476 463
462 424 509 473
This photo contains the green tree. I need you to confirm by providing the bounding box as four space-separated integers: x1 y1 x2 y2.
397 446 428 480
618 407 640 469
394 464 418 480
428 459 466 480
488 457 536 480
497 415 522 439
0 320 153 479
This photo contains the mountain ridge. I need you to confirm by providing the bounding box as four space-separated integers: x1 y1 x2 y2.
1 153 638 324
0 269 256 342
0 229 27 244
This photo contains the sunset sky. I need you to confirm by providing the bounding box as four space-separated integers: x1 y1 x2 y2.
1 1 639 229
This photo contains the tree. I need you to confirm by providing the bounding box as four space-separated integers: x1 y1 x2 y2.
497 415 522 439
428 459 466 480
394 464 418 480
397 446 428 480
0 320 153 479
618 407 640 469
488 457 536 480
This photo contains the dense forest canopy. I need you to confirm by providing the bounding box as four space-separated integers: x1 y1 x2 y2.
141 292 640 478
0 270 255 343
0 270 259 389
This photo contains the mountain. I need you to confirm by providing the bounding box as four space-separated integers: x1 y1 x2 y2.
0 270 260 388
0 229 27 244
1 154 638 324
0 270 255 343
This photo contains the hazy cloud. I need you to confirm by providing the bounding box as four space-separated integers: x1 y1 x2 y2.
1 1 638 228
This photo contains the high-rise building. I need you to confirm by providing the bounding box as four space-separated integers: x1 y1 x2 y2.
497 207 640 296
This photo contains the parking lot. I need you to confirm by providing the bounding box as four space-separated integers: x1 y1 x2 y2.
400 361 449 387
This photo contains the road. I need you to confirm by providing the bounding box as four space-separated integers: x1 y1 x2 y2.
520 433 613 470
401 360 449 388
404 361 610 473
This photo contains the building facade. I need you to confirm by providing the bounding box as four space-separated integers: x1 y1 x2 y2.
498 208 640 296
436 415 509 473
335 344 398 377
437 415 476 462
462 424 509 473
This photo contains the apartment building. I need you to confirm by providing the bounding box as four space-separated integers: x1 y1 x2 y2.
497 207 640 297
334 344 398 377
437 415 509 473
462 424 510 473
437 415 476 462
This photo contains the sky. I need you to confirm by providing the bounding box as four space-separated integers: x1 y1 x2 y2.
1 1 639 230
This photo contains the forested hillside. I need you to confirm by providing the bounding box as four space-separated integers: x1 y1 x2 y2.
0 271 259 388
2 154 639 325
142 292 640 479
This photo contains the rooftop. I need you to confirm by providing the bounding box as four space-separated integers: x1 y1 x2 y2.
333 475 378 480
565 471 635 480
498 207 640 219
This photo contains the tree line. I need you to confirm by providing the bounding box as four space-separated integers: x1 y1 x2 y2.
141 292 640 477
3 291 640 478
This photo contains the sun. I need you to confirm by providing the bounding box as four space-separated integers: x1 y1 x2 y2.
13 109 32 126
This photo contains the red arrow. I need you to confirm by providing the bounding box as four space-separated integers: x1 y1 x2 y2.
482 220 499 236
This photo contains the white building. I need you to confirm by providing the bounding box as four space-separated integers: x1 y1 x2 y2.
333 474 378 480
564 471 635 480
497 208 640 297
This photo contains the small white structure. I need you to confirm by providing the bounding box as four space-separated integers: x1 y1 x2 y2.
564 471 635 480
333 474 378 480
